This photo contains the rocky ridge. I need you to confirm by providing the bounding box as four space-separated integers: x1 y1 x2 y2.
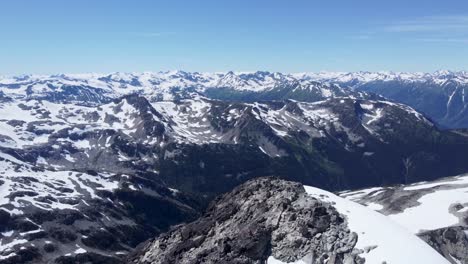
129 178 364 264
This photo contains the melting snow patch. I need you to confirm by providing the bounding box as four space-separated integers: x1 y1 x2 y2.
74 248 87 254
0 252 17 260
74 139 91 149
389 185 468 233
1 231 13 237
360 103 374 110
0 239 28 252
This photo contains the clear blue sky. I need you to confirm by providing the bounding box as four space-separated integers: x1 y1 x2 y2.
1 0 468 74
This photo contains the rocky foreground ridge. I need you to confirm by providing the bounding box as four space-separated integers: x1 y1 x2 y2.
129 178 364 264
130 177 454 264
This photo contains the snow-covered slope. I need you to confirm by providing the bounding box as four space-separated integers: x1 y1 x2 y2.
341 173 468 233
304 185 450 264
340 174 468 264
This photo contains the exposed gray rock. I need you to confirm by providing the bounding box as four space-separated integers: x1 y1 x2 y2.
419 226 468 264
129 178 364 264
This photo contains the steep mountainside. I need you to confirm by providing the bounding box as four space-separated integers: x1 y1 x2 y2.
130 178 450 264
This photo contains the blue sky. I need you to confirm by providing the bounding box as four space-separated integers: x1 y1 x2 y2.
1 0 468 74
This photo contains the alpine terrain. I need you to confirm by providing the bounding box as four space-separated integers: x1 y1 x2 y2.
0 71 467 263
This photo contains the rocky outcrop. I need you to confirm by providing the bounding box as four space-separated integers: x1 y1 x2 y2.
419 226 468 264
129 178 363 264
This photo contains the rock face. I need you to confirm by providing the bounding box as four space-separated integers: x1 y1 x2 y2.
419 226 468 264
129 178 363 264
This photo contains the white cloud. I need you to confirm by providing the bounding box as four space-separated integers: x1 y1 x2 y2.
385 15 468 33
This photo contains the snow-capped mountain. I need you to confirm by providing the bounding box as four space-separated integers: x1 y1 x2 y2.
1 70 467 129
340 173 468 264
294 70 468 85
0 71 355 104
297 71 468 129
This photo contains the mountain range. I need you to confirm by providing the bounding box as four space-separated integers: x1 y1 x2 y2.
1 70 467 128
0 71 467 263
